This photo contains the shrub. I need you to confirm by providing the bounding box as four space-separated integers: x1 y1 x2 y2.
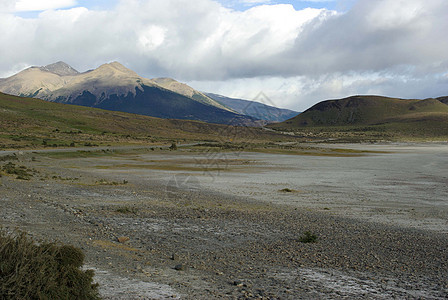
169 142 177 151
1 163 34 180
299 231 318 243
0 229 100 300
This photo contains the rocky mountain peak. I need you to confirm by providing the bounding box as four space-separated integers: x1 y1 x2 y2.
40 61 79 76
90 62 143 81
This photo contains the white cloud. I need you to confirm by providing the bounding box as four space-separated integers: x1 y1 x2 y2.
138 25 167 51
0 1 14 12
0 0 447 109
189 71 448 111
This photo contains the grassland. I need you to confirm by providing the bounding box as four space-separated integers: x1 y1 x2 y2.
0 92 296 149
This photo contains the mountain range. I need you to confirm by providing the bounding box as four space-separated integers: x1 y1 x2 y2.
206 93 299 122
2 61 446 139
0 61 288 126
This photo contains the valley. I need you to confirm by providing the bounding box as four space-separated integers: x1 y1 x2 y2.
2 0 448 299
1 65 448 299
1 144 447 299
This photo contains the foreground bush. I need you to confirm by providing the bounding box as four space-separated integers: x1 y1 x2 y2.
0 228 100 299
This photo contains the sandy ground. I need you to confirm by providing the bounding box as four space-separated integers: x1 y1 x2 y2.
196 143 448 233
82 143 448 232
1 143 447 299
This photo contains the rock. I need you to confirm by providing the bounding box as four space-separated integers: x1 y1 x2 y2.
233 280 243 287
117 236 130 243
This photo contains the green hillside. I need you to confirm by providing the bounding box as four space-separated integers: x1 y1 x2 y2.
270 95 448 140
0 92 290 149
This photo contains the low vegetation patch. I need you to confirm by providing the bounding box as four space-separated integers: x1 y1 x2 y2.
194 142 246 150
0 155 19 162
95 179 128 185
0 228 100 299
115 206 138 214
38 150 110 159
279 188 301 193
298 231 318 243
52 175 80 181
1 162 37 180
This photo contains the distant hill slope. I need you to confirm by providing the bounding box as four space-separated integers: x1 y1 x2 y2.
206 93 299 122
274 95 448 127
0 62 259 126
269 95 448 139
437 96 448 105
0 92 288 149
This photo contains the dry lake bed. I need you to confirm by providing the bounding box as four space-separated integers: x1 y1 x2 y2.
1 143 447 299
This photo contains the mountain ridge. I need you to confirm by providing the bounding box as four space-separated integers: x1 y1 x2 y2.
206 93 299 123
0 62 260 126
151 78 233 112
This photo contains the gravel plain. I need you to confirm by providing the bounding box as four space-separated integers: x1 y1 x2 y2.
0 143 447 299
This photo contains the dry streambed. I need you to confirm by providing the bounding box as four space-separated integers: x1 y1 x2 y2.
0 146 447 299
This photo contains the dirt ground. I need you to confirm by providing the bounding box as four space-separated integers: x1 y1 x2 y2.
1 143 447 299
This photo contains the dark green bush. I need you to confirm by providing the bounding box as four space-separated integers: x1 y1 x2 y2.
299 231 318 243
169 142 177 150
115 206 137 214
0 229 100 299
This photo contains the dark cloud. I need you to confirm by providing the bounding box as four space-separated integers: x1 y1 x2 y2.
282 0 448 76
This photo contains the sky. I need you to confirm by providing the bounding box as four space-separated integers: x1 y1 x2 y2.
0 0 447 111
